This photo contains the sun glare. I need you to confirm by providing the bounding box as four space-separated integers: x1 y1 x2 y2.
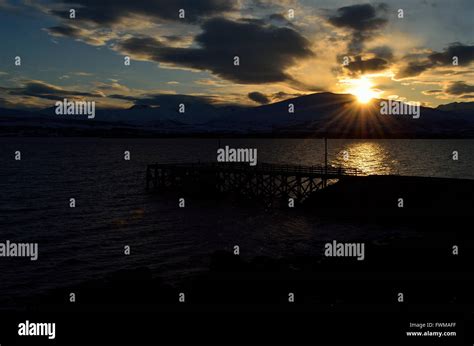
347 77 380 104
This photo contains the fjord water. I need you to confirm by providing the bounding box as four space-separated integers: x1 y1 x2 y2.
0 138 473 302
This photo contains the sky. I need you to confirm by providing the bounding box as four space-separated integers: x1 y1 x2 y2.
0 0 473 110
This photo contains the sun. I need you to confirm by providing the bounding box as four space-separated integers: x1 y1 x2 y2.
347 77 380 104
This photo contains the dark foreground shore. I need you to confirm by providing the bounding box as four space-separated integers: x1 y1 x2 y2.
1 175 473 344
304 174 474 221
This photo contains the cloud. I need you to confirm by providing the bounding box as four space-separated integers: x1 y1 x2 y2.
396 43 474 79
445 81 474 95
269 13 287 21
94 81 130 93
368 46 393 60
429 43 474 65
46 25 82 37
110 93 216 106
117 36 165 60
107 94 137 102
422 89 443 95
74 72 93 76
117 18 314 84
249 0 299 11
0 96 15 108
271 91 303 100
248 92 270 104
396 61 433 79
268 13 296 28
137 94 216 106
49 0 238 24
4 80 103 101
44 25 108 45
344 56 389 74
246 90 303 104
328 3 388 54
328 4 388 31
420 81 474 99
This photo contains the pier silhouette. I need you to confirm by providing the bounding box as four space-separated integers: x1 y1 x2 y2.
146 162 363 203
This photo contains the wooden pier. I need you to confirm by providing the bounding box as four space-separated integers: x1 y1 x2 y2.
146 162 363 204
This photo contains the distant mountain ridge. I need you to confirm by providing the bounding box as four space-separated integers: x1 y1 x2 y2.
436 101 474 112
1 93 473 138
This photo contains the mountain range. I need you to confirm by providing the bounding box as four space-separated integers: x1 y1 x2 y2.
1 92 473 138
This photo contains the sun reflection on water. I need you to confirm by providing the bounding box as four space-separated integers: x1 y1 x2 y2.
332 142 396 175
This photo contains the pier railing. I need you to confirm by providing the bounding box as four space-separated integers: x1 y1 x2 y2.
147 162 363 177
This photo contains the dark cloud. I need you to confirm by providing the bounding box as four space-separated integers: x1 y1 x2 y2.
396 61 433 79
445 81 474 95
396 43 474 79
429 43 474 65
0 97 13 109
50 0 238 24
110 93 215 106
239 17 266 25
5 81 103 101
271 91 303 101
250 0 273 9
118 36 165 55
268 13 296 28
329 4 388 31
162 35 189 44
328 3 388 54
368 46 393 60
117 18 313 84
46 25 82 37
269 13 287 21
136 94 215 106
248 92 270 104
423 89 443 95
246 91 303 104
108 94 137 102
44 24 105 45
345 56 389 74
